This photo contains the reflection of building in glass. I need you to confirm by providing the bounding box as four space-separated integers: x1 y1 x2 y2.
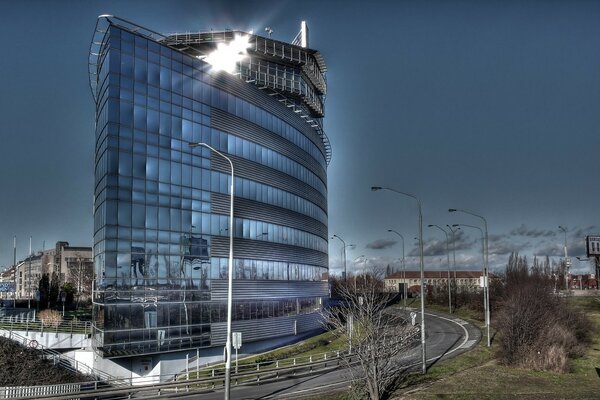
89 16 329 358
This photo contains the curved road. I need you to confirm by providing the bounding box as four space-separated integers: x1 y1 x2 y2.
166 310 481 399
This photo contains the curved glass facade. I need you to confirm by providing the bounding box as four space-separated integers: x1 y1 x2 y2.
91 20 329 358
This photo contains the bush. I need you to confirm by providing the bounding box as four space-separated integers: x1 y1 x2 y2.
495 258 592 372
39 309 63 328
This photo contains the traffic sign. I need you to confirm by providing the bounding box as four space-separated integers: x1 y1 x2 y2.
410 311 417 326
232 332 242 349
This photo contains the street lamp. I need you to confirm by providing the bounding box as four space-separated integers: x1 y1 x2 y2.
189 141 234 400
427 225 452 314
387 229 407 308
372 186 426 374
60 291 66 317
332 234 351 281
13 236 17 308
449 208 491 347
28 236 32 309
452 223 490 347
559 226 570 291
354 255 368 287
446 225 458 310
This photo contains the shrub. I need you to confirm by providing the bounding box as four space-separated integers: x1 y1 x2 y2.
38 309 63 328
495 255 592 372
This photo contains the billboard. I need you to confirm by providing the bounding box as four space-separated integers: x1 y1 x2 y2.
586 236 600 257
0 282 16 293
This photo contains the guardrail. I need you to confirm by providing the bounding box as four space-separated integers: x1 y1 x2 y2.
1 327 421 399
0 317 91 336
1 352 353 400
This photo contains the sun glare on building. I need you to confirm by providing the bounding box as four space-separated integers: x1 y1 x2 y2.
201 34 251 73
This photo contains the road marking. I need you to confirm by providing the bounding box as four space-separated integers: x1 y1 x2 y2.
461 339 477 349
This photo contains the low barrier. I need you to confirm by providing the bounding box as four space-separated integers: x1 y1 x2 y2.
0 317 91 336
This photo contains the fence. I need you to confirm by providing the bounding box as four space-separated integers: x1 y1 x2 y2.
0 317 91 337
0 329 125 388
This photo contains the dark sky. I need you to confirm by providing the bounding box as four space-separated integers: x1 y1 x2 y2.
0 0 598 275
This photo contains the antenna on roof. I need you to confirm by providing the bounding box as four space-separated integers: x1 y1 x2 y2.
291 21 308 48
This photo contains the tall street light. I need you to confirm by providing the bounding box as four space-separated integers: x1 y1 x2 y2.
13 236 17 308
452 223 490 347
449 208 490 343
558 226 570 290
189 142 234 400
388 229 407 308
28 236 32 309
354 255 368 288
372 186 426 374
332 234 349 281
446 225 459 311
427 225 451 314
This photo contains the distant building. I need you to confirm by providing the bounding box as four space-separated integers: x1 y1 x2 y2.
384 271 486 293
0 267 16 301
1 242 92 302
51 242 94 287
568 274 597 290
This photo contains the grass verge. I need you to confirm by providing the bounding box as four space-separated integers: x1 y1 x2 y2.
397 295 600 399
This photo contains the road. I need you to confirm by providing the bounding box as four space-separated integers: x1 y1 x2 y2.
162 310 481 399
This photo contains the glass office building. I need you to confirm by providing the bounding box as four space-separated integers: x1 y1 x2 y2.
89 16 329 358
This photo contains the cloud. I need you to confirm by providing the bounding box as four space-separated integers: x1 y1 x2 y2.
366 239 397 250
488 233 509 242
510 224 555 238
535 243 563 257
407 230 477 257
422 239 446 257
489 240 530 255
572 225 598 238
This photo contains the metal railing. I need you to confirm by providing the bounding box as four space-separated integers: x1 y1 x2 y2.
0 326 421 399
0 350 353 400
0 317 91 336
0 330 126 387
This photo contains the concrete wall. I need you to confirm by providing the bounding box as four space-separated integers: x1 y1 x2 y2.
0 330 90 349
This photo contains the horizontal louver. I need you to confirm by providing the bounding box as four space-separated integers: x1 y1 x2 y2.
212 236 328 267
211 154 327 211
212 109 326 183
211 193 327 239
211 280 329 300
211 313 324 345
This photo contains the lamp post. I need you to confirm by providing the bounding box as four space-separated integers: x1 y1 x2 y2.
332 235 348 282
387 229 407 308
446 224 458 310
13 236 16 308
558 226 569 290
354 255 368 288
452 223 490 347
427 225 451 314
372 186 426 374
28 236 32 309
449 208 490 347
189 142 234 400
61 291 66 317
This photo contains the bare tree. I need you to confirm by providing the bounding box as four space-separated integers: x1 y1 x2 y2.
66 257 94 308
323 268 419 400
